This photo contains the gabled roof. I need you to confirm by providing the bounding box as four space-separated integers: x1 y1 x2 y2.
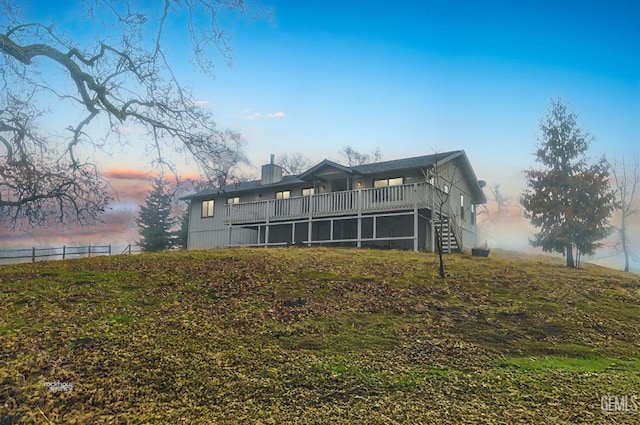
181 149 486 203
298 159 355 180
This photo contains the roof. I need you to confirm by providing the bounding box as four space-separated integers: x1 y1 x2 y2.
298 159 355 180
180 174 303 200
181 149 485 203
352 151 461 174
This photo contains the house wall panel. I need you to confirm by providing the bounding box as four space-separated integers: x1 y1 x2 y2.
188 229 228 249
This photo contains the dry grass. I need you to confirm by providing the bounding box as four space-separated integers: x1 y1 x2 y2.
1 248 639 424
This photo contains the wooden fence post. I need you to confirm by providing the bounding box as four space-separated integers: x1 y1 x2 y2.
62 245 66 260
88 244 91 257
32 247 36 263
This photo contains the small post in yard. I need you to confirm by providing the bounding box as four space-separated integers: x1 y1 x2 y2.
88 244 91 257
63 245 66 260
32 247 36 263
108 244 112 255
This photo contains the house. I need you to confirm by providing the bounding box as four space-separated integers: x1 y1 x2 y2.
181 150 487 252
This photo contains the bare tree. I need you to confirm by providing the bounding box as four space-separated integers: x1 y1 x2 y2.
611 154 640 272
339 145 382 166
279 153 312 176
418 152 461 278
0 0 264 228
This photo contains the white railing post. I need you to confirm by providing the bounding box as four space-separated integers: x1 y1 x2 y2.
413 183 419 252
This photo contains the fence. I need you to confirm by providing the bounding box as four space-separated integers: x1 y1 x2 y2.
0 244 141 265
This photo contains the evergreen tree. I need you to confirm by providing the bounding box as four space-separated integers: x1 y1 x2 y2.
521 99 616 268
136 178 177 252
176 207 190 250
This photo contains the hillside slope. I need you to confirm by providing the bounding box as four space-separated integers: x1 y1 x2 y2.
1 248 639 424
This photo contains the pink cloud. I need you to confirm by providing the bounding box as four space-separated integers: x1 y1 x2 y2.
103 168 150 180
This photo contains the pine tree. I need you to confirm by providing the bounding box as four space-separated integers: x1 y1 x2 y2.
521 99 616 268
136 178 177 252
176 208 190 250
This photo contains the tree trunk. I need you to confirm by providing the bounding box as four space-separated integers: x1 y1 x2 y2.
435 228 445 278
566 243 575 268
621 217 630 272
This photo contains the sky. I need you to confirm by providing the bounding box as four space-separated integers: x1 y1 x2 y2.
2 0 639 269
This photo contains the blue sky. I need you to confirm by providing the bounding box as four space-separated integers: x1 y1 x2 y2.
3 0 639 265
195 0 639 191
19 0 640 189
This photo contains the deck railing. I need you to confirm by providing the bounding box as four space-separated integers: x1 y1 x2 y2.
224 182 436 224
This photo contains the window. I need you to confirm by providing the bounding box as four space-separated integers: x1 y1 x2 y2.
443 184 450 194
471 204 476 225
276 190 290 199
460 195 465 220
201 199 215 218
302 188 314 196
374 177 404 187
227 197 240 205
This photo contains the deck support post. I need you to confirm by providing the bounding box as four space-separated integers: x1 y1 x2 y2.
356 189 362 248
413 183 419 252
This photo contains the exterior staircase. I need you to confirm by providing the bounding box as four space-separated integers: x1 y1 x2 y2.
435 216 461 253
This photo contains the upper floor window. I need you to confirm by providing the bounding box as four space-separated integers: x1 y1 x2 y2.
201 199 215 218
374 177 404 188
276 190 290 199
302 188 315 196
443 184 450 194
471 204 476 225
460 194 465 220
227 197 240 205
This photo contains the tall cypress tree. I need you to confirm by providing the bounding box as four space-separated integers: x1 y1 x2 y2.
136 178 177 252
521 99 616 268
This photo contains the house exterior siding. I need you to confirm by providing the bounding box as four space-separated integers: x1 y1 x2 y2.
182 151 486 252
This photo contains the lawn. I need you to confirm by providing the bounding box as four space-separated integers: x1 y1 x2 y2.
1 248 639 424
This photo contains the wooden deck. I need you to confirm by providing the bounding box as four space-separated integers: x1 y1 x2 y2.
224 183 438 224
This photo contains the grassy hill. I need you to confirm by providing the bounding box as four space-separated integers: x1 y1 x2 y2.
1 248 639 424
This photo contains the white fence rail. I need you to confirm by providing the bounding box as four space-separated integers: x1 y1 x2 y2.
0 244 141 265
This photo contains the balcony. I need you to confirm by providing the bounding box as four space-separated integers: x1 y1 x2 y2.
224 182 437 224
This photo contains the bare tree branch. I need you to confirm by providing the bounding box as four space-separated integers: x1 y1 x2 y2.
611 154 640 272
0 0 267 228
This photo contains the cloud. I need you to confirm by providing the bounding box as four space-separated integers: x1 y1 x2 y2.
243 111 285 120
188 100 210 106
103 168 150 180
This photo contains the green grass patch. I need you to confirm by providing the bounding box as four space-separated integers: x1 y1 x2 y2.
499 355 638 372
